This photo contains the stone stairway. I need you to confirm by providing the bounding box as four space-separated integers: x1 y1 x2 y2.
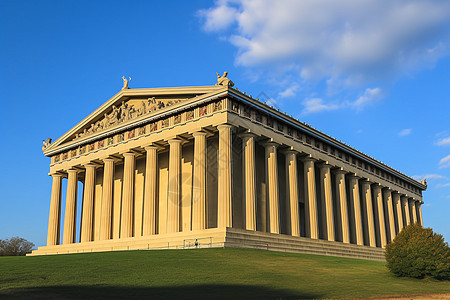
225 228 385 261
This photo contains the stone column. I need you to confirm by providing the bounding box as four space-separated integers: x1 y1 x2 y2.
241 133 257 231
81 164 96 243
285 150 300 237
401 196 411 226
47 174 62 246
167 139 182 233
373 184 387 248
192 132 207 231
302 157 318 239
319 163 334 241
333 169 349 244
393 192 404 233
348 174 363 246
63 169 78 244
265 142 279 234
99 158 114 240
383 188 396 242
217 125 233 228
121 153 135 238
143 146 158 235
417 202 424 226
361 179 376 247
411 199 418 224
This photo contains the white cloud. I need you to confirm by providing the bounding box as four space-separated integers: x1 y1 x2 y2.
398 128 412 136
278 84 299 98
301 98 340 115
352 87 382 109
199 0 450 84
197 0 238 32
411 174 444 180
439 154 450 168
436 137 450 146
436 183 450 188
199 0 450 109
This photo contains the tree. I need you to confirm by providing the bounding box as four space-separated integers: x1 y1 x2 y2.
385 223 450 279
0 237 35 256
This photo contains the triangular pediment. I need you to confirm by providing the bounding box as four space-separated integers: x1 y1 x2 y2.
43 85 227 155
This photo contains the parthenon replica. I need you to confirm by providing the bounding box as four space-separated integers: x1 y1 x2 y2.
30 73 426 259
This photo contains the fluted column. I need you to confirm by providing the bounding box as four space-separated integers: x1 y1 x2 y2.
333 169 349 244
121 153 135 238
63 170 78 244
217 125 233 228
192 132 207 231
241 133 257 231
383 188 396 242
393 192 403 233
143 146 158 235
401 196 410 226
411 200 418 224
167 139 182 233
99 159 114 240
285 150 300 236
47 174 62 246
361 179 376 247
417 202 423 226
319 163 334 241
265 142 279 234
373 184 386 248
302 157 318 239
81 164 96 243
348 174 363 245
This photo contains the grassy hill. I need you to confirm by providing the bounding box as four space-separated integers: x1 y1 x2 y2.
1 248 449 299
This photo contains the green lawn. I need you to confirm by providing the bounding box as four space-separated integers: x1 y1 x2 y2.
0 248 449 299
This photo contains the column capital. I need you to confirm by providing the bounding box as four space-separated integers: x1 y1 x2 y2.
144 145 158 151
66 169 78 174
382 187 393 193
300 154 316 163
262 140 279 148
317 162 332 169
83 163 97 170
217 124 233 131
50 173 64 178
238 131 257 140
192 131 208 138
102 158 115 163
122 151 137 157
371 183 382 191
167 138 182 145
360 178 371 186
332 167 347 175
348 173 360 180
282 149 298 156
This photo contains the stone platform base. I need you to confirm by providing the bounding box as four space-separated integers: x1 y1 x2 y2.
28 228 385 261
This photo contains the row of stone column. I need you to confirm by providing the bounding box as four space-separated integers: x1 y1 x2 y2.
47 125 234 246
239 134 423 248
46 123 423 248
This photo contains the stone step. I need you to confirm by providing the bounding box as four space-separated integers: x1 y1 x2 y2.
226 233 383 254
225 229 385 261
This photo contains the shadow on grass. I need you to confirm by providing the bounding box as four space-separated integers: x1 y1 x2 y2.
0 284 322 299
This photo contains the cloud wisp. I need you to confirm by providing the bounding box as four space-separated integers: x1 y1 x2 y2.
398 129 412 136
439 154 450 168
411 174 444 180
437 137 450 146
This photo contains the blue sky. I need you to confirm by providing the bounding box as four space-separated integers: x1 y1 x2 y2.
1 0 449 247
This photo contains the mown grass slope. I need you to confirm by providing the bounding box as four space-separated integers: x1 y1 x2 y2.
1 248 449 299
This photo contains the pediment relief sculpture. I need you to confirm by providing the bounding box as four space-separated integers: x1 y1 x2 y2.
72 97 182 141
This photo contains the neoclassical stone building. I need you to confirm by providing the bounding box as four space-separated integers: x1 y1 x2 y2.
30 73 426 259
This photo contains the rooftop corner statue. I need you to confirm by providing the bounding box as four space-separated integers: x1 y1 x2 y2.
215 71 234 87
122 76 131 90
32 72 426 259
